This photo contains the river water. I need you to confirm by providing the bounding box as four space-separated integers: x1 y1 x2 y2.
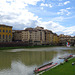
0 47 75 75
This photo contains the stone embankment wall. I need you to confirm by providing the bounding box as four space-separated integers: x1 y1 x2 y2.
0 42 29 47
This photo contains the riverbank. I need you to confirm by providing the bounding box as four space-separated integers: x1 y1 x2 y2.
0 45 59 50
41 58 75 75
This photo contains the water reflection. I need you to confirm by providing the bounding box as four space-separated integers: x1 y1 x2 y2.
0 51 57 70
0 47 75 75
0 61 34 75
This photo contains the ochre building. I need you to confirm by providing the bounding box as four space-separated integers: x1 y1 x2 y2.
0 24 12 42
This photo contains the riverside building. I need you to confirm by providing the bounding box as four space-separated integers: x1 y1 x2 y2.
13 26 45 45
22 27 45 45
45 29 53 45
0 24 12 42
12 30 22 41
12 26 59 45
59 34 75 46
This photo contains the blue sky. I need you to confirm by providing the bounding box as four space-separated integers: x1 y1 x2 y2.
0 0 75 36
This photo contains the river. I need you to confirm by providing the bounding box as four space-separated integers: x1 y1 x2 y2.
0 47 75 75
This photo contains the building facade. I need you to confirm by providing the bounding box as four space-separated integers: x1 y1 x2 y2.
22 29 41 45
44 30 53 45
35 26 45 45
12 30 22 41
0 24 12 42
22 27 45 45
13 26 46 45
12 26 60 45
59 34 75 46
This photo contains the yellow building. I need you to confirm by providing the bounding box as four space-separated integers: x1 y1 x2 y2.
53 33 56 44
45 30 53 45
0 24 12 42
53 33 59 45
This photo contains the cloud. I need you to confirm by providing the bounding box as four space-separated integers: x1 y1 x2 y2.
49 4 53 8
52 16 64 22
71 32 75 36
6 0 42 5
40 7 44 10
0 0 41 29
58 0 62 1
58 1 70 6
37 21 75 36
37 21 65 32
0 0 75 36
51 15 75 22
66 7 71 10
40 3 52 8
41 3 48 7
63 26 75 36
57 8 70 16
64 1 70 5
58 3 63 6
21 0 42 5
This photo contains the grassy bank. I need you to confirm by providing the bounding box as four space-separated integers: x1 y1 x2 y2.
41 58 75 75
0 45 58 50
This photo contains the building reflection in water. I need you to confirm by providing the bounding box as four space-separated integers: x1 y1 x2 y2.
0 47 75 75
0 51 57 70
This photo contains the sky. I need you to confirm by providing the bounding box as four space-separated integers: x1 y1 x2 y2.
0 0 75 36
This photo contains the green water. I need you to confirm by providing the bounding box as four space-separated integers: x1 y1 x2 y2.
0 47 75 75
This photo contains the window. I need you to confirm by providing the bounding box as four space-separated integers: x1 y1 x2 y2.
3 35 4 39
3 30 5 32
6 30 8 32
0 30 1 32
6 35 8 39
9 30 11 33
9 35 11 39
0 35 1 39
